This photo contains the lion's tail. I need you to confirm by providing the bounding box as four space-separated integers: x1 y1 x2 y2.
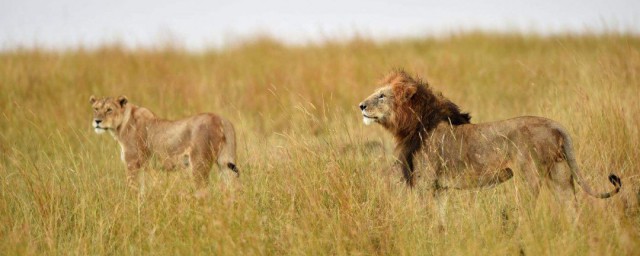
218 117 239 177
560 129 621 199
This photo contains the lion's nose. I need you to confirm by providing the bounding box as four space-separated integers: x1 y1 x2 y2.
359 103 366 110
95 119 102 124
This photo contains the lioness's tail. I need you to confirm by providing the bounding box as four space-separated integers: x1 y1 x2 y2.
219 118 239 177
560 130 621 199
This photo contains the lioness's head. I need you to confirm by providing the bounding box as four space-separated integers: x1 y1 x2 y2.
89 95 129 134
358 71 418 127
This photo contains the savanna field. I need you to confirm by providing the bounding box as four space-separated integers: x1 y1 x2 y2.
1 33 639 255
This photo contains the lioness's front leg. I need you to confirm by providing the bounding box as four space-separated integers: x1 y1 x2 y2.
123 150 147 190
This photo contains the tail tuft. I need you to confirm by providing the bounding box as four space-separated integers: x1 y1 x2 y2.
227 163 239 177
608 174 621 187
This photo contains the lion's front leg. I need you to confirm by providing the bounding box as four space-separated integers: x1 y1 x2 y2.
388 162 408 186
394 150 416 187
432 180 449 232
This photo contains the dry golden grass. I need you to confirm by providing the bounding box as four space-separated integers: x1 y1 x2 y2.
1 33 639 255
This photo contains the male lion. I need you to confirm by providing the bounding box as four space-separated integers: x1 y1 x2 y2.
358 71 621 224
90 95 239 196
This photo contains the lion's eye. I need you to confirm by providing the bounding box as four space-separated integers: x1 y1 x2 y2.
106 108 112 113
93 108 98 112
378 94 385 100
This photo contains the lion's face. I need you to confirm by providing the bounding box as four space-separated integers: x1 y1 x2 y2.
358 86 395 126
89 95 128 134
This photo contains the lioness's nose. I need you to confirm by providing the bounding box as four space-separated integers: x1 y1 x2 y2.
95 119 102 124
359 103 366 110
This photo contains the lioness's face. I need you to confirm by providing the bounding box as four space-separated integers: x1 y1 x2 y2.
358 86 394 126
89 95 128 134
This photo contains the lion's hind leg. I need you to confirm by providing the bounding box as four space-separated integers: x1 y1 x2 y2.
548 161 578 218
518 158 542 205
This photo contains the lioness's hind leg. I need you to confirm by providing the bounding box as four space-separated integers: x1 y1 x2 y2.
190 153 213 198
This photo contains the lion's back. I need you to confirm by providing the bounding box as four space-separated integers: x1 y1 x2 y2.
454 116 567 165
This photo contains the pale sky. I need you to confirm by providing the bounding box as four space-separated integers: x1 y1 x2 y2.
0 0 638 50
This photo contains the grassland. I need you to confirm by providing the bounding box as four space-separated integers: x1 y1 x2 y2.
1 33 639 255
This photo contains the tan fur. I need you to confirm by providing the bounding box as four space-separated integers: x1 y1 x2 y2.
359 71 621 225
90 95 239 196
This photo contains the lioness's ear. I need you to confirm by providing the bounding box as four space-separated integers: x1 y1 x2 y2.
117 95 128 107
404 85 417 100
90 95 96 104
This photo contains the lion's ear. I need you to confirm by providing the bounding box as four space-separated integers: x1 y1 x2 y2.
404 85 417 100
117 95 128 107
90 95 96 104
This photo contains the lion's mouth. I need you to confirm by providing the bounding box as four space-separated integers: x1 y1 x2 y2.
362 114 378 120
362 114 378 126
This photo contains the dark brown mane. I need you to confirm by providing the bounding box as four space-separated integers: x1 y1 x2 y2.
383 70 471 186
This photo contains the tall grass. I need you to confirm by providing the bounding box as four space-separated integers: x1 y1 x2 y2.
1 33 639 255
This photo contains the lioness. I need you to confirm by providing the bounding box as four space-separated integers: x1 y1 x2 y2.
90 95 239 196
359 71 621 224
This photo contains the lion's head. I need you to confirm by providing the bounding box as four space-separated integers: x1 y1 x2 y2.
359 70 471 137
359 70 471 186
358 85 396 126
89 95 129 134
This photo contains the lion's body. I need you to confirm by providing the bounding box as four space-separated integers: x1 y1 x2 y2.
90 96 238 196
421 116 568 190
358 71 621 226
